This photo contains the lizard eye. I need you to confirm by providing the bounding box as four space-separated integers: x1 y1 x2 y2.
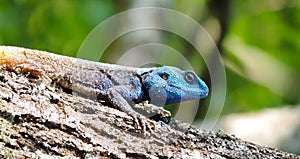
185 72 196 84
159 73 169 80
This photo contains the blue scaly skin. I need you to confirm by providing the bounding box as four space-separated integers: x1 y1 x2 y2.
140 66 208 106
0 46 209 132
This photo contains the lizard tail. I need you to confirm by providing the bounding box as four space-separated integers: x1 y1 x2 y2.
0 46 54 84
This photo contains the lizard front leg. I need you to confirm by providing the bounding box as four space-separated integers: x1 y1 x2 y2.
107 87 155 133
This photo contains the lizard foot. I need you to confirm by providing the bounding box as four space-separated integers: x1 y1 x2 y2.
130 112 156 134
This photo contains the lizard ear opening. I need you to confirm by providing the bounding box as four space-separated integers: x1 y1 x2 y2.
159 73 169 81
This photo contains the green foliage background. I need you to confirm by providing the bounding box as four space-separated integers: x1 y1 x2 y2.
1 0 299 117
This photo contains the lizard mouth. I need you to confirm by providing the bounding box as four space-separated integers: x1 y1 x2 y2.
169 84 205 95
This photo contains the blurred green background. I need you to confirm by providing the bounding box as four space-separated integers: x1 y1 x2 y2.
1 0 300 153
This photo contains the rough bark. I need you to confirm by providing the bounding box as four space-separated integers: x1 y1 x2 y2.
0 50 299 159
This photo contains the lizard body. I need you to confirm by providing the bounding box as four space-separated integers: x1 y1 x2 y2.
0 46 209 131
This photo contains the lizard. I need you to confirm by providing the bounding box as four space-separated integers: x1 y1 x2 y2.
0 46 209 132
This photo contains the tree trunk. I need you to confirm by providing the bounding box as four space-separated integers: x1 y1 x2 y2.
0 47 299 159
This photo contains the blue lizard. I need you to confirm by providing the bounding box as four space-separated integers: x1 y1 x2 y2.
0 46 209 131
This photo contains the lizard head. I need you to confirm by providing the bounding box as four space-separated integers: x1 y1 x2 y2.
143 66 209 106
